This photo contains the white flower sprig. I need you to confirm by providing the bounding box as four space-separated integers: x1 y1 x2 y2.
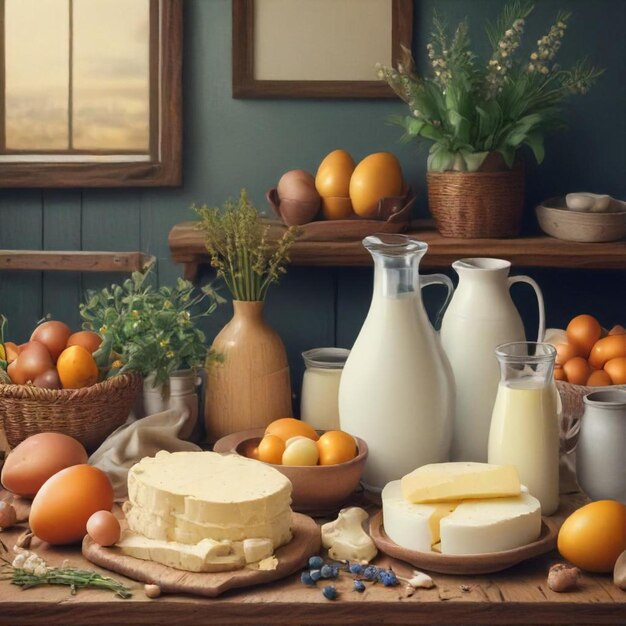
528 12 569 75
486 18 525 97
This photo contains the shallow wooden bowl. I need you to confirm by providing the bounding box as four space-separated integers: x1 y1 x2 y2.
535 197 626 242
213 428 368 515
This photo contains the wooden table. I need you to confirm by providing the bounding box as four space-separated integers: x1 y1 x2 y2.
1 491 624 626
168 219 626 281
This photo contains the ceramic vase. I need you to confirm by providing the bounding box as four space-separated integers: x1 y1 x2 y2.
204 300 292 443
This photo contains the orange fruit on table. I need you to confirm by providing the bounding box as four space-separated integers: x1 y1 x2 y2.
257 435 286 465
317 430 357 465
57 345 99 389
265 417 319 442
67 330 102 354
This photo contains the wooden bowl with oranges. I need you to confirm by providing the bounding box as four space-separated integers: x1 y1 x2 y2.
213 418 368 515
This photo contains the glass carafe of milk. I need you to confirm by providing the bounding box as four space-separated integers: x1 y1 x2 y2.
338 234 455 492
488 342 560 515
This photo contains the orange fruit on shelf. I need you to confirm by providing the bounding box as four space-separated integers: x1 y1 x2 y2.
56 345 99 389
67 330 102 354
349 152 403 218
265 417 319 442
317 430 357 465
257 435 286 465
320 197 354 220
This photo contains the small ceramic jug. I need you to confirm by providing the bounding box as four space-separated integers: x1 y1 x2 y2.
576 389 626 503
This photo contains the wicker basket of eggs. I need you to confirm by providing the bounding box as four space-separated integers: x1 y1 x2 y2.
546 315 626 428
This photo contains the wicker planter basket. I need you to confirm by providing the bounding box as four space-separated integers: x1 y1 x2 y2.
0 372 141 452
427 167 524 238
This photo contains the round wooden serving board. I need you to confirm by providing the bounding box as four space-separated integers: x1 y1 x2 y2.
82 512 320 598
369 511 559 575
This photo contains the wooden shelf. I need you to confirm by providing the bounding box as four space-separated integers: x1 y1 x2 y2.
0 251 155 273
169 219 626 281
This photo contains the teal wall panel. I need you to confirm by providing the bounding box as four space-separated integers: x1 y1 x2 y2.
0 1 623 413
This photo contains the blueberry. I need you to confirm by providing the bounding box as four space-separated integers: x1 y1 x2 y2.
363 565 379 581
320 564 334 579
322 585 337 600
310 569 322 582
300 571 315 586
308 556 324 570
349 563 364 575
353 580 366 593
379 570 399 587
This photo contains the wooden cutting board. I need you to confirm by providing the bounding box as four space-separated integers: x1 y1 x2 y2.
82 512 320 598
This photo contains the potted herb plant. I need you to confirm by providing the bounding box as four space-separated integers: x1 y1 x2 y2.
79 270 221 418
377 2 602 238
195 189 299 442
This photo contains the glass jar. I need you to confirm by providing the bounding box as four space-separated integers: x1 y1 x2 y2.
300 348 350 431
488 342 560 515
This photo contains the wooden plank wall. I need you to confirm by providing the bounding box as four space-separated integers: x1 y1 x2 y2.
0 0 624 412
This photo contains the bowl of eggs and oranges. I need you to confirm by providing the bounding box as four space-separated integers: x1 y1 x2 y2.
545 314 626 425
213 418 368 514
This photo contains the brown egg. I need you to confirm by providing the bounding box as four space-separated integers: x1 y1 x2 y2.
8 341 53 385
587 369 612 387
554 366 567 381
1 432 88 498
33 368 62 389
589 335 626 369
86 510 121 546
604 357 626 385
555 343 583 366
31 321 72 362
563 357 592 386
29 464 114 545
566 315 602 358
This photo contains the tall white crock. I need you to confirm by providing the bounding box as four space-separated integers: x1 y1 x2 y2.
440 258 545 462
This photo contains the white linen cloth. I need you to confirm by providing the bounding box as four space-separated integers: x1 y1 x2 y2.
89 407 201 500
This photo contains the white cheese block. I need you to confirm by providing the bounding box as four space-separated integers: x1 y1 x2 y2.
124 501 292 547
115 531 246 572
401 462 520 503
243 538 273 564
382 481 458 552
126 451 293 550
439 492 542 555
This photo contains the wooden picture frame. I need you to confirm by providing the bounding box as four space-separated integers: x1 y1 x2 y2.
232 0 413 99
0 0 182 188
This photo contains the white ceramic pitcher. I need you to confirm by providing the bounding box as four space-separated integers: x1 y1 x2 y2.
441 258 545 462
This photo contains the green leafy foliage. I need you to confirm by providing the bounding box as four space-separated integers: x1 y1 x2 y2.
377 3 602 172
79 270 223 387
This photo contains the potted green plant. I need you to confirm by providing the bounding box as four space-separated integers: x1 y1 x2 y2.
79 270 221 417
377 1 602 238
194 189 300 442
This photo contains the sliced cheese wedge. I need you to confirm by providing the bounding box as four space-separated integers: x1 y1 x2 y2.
439 492 541 555
401 462 520 503
382 481 458 552
115 531 246 572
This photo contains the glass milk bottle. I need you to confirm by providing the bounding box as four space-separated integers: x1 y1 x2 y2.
339 234 455 491
300 348 350 431
488 342 560 515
